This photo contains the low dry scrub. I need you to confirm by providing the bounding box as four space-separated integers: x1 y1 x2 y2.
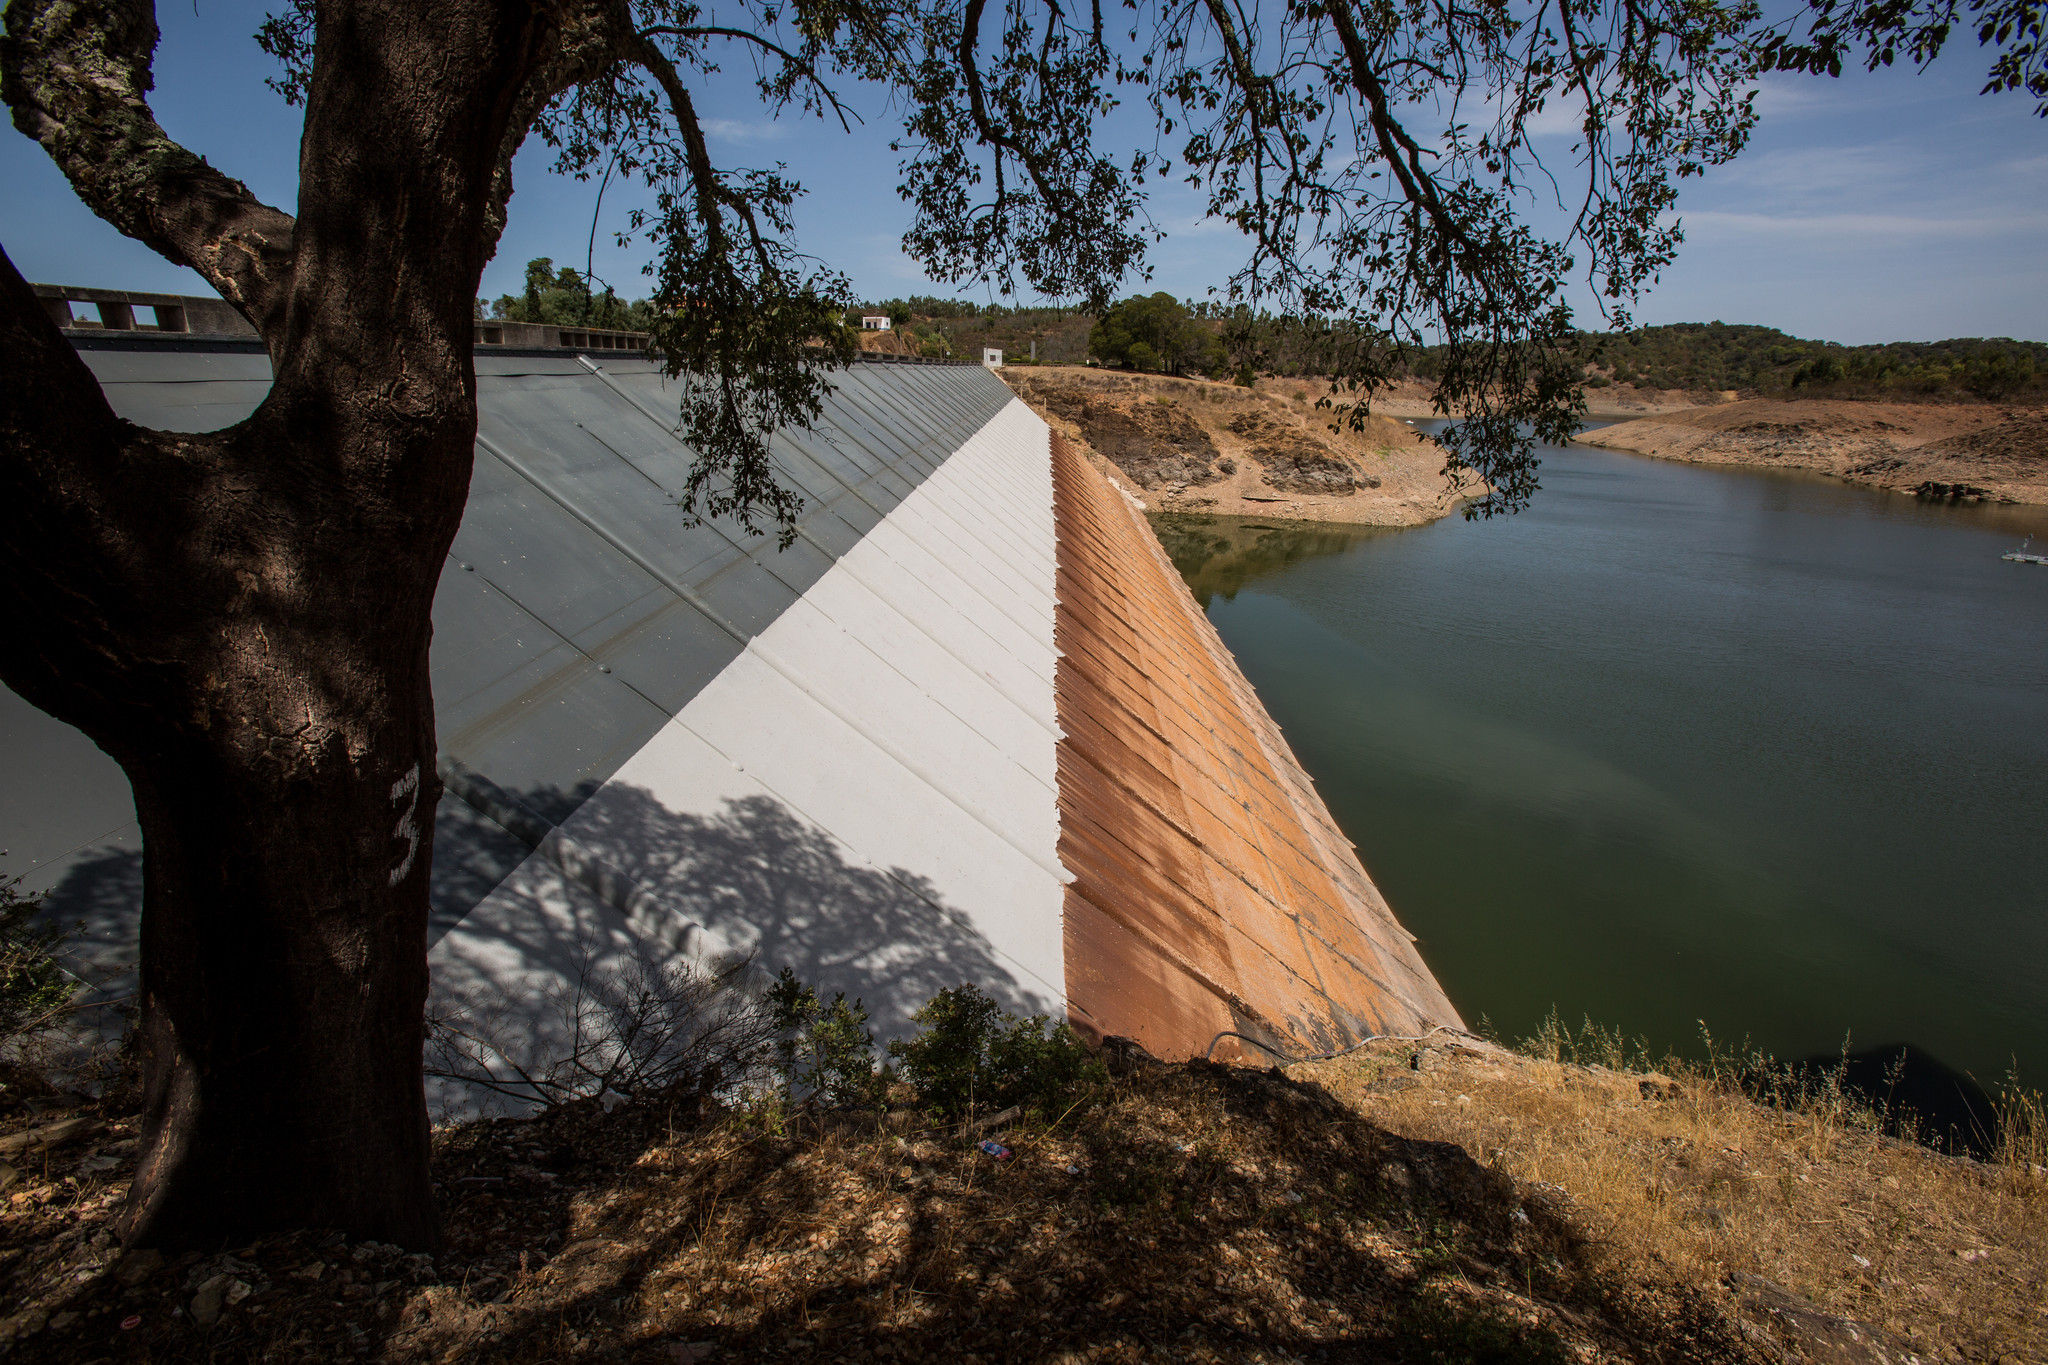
5 1037 2043 1362
6 1057 1759 1363
1301 1035 2048 1363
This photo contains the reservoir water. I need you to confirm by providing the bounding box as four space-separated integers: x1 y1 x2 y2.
1155 429 2048 1108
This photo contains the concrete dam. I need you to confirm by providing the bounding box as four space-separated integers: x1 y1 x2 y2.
6 296 1460 1110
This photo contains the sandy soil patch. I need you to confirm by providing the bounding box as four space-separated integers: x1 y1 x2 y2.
1004 367 1481 527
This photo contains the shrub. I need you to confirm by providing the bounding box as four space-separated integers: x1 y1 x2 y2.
427 942 777 1110
888 984 1106 1120
767 968 885 1110
0 874 72 1054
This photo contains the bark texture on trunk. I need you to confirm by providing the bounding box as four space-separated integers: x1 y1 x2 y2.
0 0 573 1249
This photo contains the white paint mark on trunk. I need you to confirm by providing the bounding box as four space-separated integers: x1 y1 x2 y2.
389 763 421 886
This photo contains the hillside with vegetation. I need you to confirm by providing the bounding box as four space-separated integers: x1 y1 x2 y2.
1574 324 2045 403
476 270 2047 411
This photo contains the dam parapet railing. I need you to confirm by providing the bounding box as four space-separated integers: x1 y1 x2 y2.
34 283 980 365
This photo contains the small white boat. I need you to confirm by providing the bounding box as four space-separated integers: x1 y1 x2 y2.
2003 535 2048 565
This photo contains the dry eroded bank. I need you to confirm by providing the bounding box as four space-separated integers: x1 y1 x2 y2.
1578 399 2048 506
1004 367 1483 527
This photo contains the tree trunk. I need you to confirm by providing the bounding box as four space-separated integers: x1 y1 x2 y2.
119 652 445 1249
0 251 463 1250
0 0 550 1249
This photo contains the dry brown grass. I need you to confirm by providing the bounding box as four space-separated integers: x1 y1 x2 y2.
7 1042 2043 1362
1300 1036 2048 1364
7 1061 1759 1363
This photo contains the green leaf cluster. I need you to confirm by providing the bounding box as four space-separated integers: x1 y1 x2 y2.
1 876 72 1048
488 258 658 332
766 968 885 1110
887 984 1106 1121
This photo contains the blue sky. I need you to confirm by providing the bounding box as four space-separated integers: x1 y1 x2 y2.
3 1 2041 345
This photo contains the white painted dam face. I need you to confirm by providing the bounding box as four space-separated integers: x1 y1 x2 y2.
426 400 1066 1116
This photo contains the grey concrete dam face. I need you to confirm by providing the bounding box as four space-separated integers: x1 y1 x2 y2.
8 333 1456 1114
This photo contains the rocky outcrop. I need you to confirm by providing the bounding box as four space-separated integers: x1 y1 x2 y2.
1020 381 1224 489
1004 367 1478 527
1227 412 1380 495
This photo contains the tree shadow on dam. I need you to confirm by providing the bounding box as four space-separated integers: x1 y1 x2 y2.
585 787 1034 1025
32 776 1037 1077
439 777 1038 1038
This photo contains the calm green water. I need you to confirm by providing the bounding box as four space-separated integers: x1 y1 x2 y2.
1156 432 2048 1096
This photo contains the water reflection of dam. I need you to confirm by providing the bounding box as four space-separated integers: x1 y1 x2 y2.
5 313 1457 1113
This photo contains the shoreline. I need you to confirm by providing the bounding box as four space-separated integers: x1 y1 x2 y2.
1576 398 2048 507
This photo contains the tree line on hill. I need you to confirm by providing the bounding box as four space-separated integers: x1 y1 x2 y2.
1572 322 2043 400
853 291 2044 403
476 269 2043 404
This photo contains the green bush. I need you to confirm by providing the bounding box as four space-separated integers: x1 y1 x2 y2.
888 984 1106 1120
765 968 884 1109
0 875 72 1051
1089 293 1227 377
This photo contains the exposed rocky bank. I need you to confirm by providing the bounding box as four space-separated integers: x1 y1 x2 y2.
1004 366 1483 527
1578 400 2048 506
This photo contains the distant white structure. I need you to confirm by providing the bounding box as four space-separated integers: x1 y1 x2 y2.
862 316 892 330
983 347 1004 369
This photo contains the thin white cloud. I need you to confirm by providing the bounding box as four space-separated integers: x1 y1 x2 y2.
1748 76 1844 120
701 117 790 143
1678 209 2036 239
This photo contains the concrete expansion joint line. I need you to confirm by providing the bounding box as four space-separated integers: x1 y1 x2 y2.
792 577 1064 764
579 352 938 550
748 626 1058 806
737 638 1065 886
473 430 752 650
439 553 671 722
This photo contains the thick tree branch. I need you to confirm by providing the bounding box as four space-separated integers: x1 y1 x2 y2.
1321 0 1466 246
1 0 296 338
638 24 862 131
627 34 778 273
479 0 638 261
956 0 1069 210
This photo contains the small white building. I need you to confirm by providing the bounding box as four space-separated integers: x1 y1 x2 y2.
982 347 1003 369
861 316 892 330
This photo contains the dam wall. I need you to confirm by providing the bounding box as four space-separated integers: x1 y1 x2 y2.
1051 434 1460 1060
2 317 1459 1112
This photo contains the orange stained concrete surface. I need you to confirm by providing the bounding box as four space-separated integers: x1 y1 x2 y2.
1051 432 1463 1064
